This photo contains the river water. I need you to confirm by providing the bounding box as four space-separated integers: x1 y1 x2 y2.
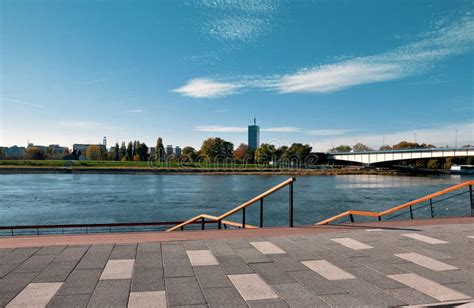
0 174 472 232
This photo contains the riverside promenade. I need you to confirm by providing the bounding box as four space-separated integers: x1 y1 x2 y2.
1 217 473 307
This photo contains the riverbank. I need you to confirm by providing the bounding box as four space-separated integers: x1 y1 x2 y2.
0 165 444 176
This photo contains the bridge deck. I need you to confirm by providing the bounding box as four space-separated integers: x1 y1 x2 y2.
1 217 473 307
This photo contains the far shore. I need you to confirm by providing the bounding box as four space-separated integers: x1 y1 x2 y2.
0 165 447 176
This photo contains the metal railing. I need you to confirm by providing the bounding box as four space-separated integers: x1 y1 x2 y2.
317 180 474 225
166 177 296 232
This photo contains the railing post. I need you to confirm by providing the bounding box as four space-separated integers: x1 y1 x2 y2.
260 199 264 228
349 214 354 223
409 206 414 219
378 215 381 221
289 182 294 227
430 198 434 218
470 185 473 216
242 207 246 228
201 218 205 230
180 226 184 231
218 219 222 229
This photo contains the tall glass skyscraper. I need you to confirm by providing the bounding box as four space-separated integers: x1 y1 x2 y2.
248 117 260 150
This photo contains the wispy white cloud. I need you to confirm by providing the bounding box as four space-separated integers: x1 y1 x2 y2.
173 78 241 98
215 109 231 113
123 109 143 113
194 125 247 133
307 129 352 136
177 13 474 97
262 127 301 133
0 97 45 108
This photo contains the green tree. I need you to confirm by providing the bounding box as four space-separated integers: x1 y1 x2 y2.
379 145 392 150
114 143 120 161
25 147 46 160
138 143 149 161
182 146 197 162
255 144 276 164
233 143 250 163
86 145 101 160
353 143 372 152
392 141 419 150
427 159 440 169
0 148 6 159
156 138 165 161
199 138 234 161
119 142 127 160
288 143 312 162
127 142 133 161
415 159 427 168
330 145 352 153
443 158 454 170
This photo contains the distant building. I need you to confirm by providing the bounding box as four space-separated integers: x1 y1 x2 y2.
27 143 48 152
248 117 260 150
3 145 26 158
166 145 174 156
175 146 182 157
149 147 156 157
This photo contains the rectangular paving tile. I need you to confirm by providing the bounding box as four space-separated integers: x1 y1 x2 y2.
395 252 458 271
402 233 448 244
388 273 470 301
202 286 247 307
249 262 295 285
109 244 137 260
186 250 219 266
135 250 162 268
56 269 102 295
0 272 38 300
228 273 279 301
266 254 308 272
330 238 373 250
468 236 474 239
6 282 62 307
13 254 57 273
272 282 328 307
54 246 88 262
165 277 206 306
35 246 66 256
100 259 134 280
194 265 233 289
334 278 405 306
33 261 77 282
1 248 39 265
131 266 165 292
250 242 286 255
87 279 131 307
247 299 289 307
163 256 195 278
128 291 166 308
216 255 254 275
288 270 347 296
46 294 91 308
76 251 111 269
235 248 271 264
302 260 355 280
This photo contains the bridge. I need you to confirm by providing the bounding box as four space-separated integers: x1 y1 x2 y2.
327 147 474 165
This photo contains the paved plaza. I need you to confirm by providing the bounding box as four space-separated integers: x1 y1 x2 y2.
1 220 474 307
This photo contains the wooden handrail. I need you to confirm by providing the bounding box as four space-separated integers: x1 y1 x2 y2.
166 177 296 232
317 180 474 225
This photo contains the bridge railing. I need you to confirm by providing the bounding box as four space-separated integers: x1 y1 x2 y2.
317 180 474 225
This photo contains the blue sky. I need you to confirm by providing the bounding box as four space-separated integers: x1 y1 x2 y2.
1 0 473 151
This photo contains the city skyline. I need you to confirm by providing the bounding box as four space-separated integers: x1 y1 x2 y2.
1 0 473 151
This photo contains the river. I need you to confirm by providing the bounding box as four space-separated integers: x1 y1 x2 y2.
0 174 472 232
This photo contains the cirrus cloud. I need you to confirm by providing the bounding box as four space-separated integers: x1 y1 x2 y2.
173 78 241 98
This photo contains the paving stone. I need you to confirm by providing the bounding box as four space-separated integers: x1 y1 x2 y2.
249 262 295 285
394 262 470 284
0 272 38 301
163 257 195 277
399 245 456 260
128 291 166 308
100 259 134 280
203 286 247 308
385 287 437 305
330 237 373 250
6 282 63 307
247 299 290 308
235 248 271 264
395 252 458 271
131 266 165 292
205 239 235 256
344 266 406 290
35 246 67 256
272 282 329 307
226 238 253 249
0 263 18 279
109 244 137 259
193 265 233 289
443 282 474 297
33 261 77 282
250 241 286 255
165 277 206 306
13 254 56 273
186 250 219 266
135 250 162 268
54 246 88 262
0 248 39 264
268 238 317 261
402 233 449 244
183 240 208 250
334 278 405 306
56 269 102 295
47 294 90 308
302 260 355 280
266 254 308 272
87 279 131 307
319 293 367 307
76 251 110 269
0 248 13 258
87 244 114 254
162 242 188 259
288 270 347 296
216 255 254 275
137 242 161 252
228 273 279 301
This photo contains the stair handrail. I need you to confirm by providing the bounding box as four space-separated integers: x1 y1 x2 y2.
166 177 296 232
317 180 474 225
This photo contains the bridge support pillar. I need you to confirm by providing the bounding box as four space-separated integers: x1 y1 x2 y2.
470 185 473 216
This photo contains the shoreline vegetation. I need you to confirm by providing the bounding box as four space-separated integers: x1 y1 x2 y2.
0 160 446 176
